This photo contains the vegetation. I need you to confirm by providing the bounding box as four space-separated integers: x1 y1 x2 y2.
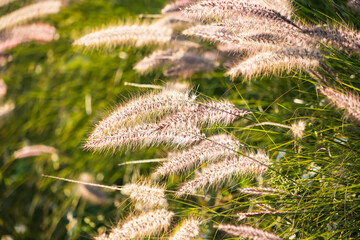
0 0 359 239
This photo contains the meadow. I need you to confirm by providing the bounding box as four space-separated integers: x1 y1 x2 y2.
0 0 359 239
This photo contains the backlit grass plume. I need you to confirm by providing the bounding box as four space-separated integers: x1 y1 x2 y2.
176 150 269 196
88 88 193 140
0 24 56 53
183 0 295 26
0 1 62 31
154 134 240 176
85 122 204 151
227 48 321 79
73 23 173 48
215 224 283 240
169 218 200 240
121 182 168 208
97 209 174 240
317 84 360 123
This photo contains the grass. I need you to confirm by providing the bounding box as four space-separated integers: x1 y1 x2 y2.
0 0 360 239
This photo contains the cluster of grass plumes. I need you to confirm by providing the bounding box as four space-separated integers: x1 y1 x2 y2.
10 0 357 239
0 1 61 121
182 0 360 79
85 84 250 152
68 0 360 239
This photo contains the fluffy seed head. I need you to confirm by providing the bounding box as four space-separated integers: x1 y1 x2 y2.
290 120 306 139
176 150 269 196
317 85 360 123
0 24 56 52
161 0 195 14
73 24 172 47
215 224 283 240
85 122 204 151
104 209 174 240
164 52 215 77
182 0 292 25
302 26 360 53
13 145 58 159
154 134 240 176
170 218 200 240
227 48 321 79
134 49 185 73
88 89 193 140
121 182 168 208
0 1 61 31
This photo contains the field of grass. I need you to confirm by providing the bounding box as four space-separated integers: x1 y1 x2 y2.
0 0 359 239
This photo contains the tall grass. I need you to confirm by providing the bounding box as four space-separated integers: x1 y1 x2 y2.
0 0 359 240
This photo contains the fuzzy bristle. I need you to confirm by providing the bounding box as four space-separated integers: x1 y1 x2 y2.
73 24 172 47
0 24 56 52
317 85 360 123
169 218 200 240
85 122 204 151
227 48 321 79
0 1 61 31
88 89 193 140
121 182 168 207
176 150 269 196
154 134 239 176
102 209 174 240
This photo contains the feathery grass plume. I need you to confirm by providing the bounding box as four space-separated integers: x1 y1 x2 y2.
85 122 204 151
227 48 321 79
302 26 360 53
268 0 294 20
134 49 185 73
239 187 287 196
0 101 14 118
154 134 239 176
77 173 110 205
13 144 58 159
100 209 174 240
176 150 269 196
317 85 360 123
73 23 172 48
155 99 250 133
0 1 61 31
0 79 6 99
161 0 195 14
121 182 168 208
0 0 16 7
0 24 56 53
88 88 193 140
158 101 250 136
169 218 200 240
215 224 283 240
164 52 216 77
290 120 306 139
348 0 360 12
183 23 309 54
182 0 296 27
